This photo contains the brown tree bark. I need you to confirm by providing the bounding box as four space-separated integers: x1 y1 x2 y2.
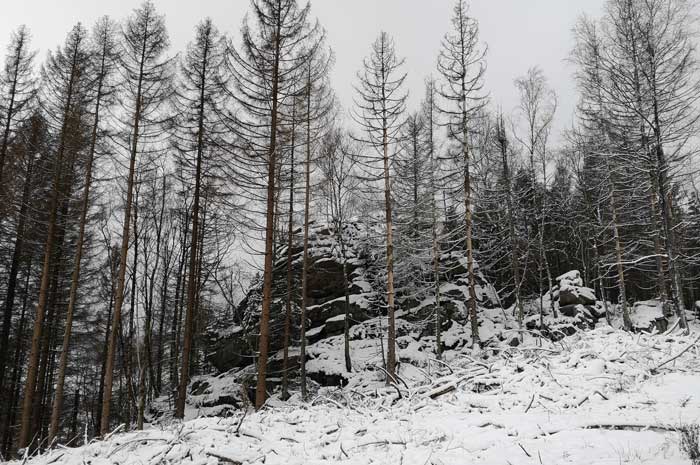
175 26 211 418
382 123 398 380
18 38 82 449
300 75 313 398
281 105 297 400
48 37 110 443
254 12 282 410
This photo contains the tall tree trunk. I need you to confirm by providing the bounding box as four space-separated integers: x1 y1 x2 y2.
610 185 631 330
463 119 479 346
300 81 313 398
382 122 397 380
100 45 146 435
2 256 33 456
339 228 352 372
48 49 107 443
175 35 209 418
499 121 524 336
170 214 189 389
0 147 36 391
281 107 297 400
18 52 79 448
254 14 282 410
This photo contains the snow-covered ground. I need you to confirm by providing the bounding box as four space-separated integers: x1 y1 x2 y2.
15 326 700 465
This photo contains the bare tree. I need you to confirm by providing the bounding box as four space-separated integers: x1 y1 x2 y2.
48 16 118 445
319 129 359 373
513 66 558 323
436 0 487 346
173 17 227 420
225 0 319 409
353 31 407 382
0 25 36 198
100 1 172 435
18 22 92 450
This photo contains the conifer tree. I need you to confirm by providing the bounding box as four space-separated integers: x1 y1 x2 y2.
225 0 320 408
0 26 36 196
19 22 92 450
436 0 487 345
173 17 227 419
353 31 407 382
101 1 172 435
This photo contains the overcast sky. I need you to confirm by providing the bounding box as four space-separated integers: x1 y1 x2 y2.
1 0 607 142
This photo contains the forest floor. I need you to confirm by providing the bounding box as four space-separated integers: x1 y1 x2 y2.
14 324 700 465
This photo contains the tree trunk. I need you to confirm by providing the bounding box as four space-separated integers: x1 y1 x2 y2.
48 49 107 443
0 146 36 391
383 122 397 380
300 71 315 399
1 256 32 456
281 107 297 400
100 64 144 436
339 228 352 372
463 119 479 346
18 53 79 448
254 15 282 410
175 34 209 418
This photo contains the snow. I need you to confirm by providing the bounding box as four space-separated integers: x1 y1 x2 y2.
16 326 700 465
557 270 584 287
630 300 665 330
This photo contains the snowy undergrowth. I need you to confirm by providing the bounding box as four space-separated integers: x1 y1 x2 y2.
16 325 700 465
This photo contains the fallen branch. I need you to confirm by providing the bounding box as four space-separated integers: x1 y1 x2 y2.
524 394 535 413
427 382 455 399
518 443 531 458
234 408 248 436
429 358 454 375
206 450 243 464
576 390 608 407
651 333 700 374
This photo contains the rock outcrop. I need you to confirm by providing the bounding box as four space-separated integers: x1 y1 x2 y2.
525 270 606 337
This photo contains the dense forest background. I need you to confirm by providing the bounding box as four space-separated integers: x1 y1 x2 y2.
0 0 699 457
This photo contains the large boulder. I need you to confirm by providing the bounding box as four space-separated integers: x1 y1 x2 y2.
557 270 596 306
206 326 254 373
630 299 668 333
206 222 372 374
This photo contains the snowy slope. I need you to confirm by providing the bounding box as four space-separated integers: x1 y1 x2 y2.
15 326 700 465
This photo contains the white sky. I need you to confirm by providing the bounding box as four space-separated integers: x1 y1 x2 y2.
1 0 607 143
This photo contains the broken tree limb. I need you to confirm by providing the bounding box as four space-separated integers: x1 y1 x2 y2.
524 394 535 413
651 333 700 374
206 450 243 464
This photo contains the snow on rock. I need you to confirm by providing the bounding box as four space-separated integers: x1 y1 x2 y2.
557 270 597 306
522 270 607 338
630 299 669 333
557 269 585 287
18 327 700 465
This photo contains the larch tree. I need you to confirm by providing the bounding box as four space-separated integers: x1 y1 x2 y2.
0 25 37 399
173 17 228 419
0 25 36 200
48 16 118 445
18 22 92 450
422 78 445 357
353 31 407 382
617 0 699 329
224 0 319 409
100 1 172 436
436 0 487 346
0 111 47 454
572 15 633 329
